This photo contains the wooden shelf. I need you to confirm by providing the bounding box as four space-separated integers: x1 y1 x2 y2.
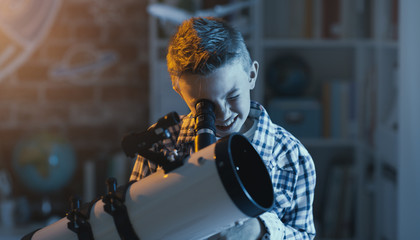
262 39 363 48
301 138 356 148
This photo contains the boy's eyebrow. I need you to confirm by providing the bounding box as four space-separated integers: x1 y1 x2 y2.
224 88 240 97
192 88 240 107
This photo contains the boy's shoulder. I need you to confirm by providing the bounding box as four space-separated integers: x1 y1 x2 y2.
253 102 311 169
252 101 298 142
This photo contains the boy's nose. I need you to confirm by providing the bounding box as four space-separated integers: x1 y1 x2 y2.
214 102 231 121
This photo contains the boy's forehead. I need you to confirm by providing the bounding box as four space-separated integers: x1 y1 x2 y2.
180 62 246 86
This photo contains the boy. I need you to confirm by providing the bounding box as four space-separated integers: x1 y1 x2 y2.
130 17 316 239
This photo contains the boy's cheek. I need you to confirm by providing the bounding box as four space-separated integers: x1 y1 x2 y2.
184 102 196 115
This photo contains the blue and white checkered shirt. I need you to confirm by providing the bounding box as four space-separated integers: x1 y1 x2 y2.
130 101 316 239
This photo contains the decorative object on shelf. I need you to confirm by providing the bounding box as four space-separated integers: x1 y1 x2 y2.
267 98 321 138
148 0 254 37
147 0 254 24
12 132 77 194
266 55 311 97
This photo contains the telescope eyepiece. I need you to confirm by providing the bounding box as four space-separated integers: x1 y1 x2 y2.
194 99 216 152
194 99 216 134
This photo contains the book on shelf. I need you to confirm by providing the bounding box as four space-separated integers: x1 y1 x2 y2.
390 0 399 40
361 64 377 146
262 0 380 40
289 0 307 38
355 0 374 39
382 174 397 239
322 157 355 238
383 0 399 40
322 0 375 39
263 0 317 39
262 0 379 40
322 80 356 139
263 0 290 38
321 0 341 38
303 0 314 38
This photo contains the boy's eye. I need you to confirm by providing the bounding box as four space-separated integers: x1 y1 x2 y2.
227 95 239 100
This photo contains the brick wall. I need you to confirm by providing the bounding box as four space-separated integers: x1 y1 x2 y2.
0 0 150 202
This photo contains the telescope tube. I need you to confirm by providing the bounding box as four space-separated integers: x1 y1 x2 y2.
24 134 274 240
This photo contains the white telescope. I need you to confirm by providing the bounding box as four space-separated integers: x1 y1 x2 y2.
22 133 273 240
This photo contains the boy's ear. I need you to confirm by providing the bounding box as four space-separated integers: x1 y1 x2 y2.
172 85 181 95
171 78 182 95
249 61 259 90
173 83 188 103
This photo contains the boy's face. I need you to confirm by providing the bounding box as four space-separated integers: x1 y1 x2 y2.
175 60 258 137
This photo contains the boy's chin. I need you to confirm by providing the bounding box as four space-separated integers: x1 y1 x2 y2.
215 127 240 138
215 116 244 137
215 131 230 138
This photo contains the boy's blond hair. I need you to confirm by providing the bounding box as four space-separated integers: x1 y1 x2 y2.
167 17 252 89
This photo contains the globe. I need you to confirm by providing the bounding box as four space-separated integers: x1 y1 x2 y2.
12 133 77 193
266 55 311 97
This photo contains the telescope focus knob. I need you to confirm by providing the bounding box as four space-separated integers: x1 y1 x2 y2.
70 196 81 212
65 195 95 239
106 178 117 195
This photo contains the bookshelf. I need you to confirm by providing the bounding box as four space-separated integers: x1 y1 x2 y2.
398 2 420 239
252 0 400 240
148 0 402 239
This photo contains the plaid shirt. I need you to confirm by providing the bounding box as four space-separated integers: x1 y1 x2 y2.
130 101 316 239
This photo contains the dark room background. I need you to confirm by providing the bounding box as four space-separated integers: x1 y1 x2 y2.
1 1 419 240
0 0 150 233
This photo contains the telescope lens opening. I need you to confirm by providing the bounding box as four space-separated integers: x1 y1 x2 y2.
230 135 274 209
215 134 274 217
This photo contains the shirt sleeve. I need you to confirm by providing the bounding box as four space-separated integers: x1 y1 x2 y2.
129 155 158 181
262 142 316 240
258 212 284 239
128 121 182 182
